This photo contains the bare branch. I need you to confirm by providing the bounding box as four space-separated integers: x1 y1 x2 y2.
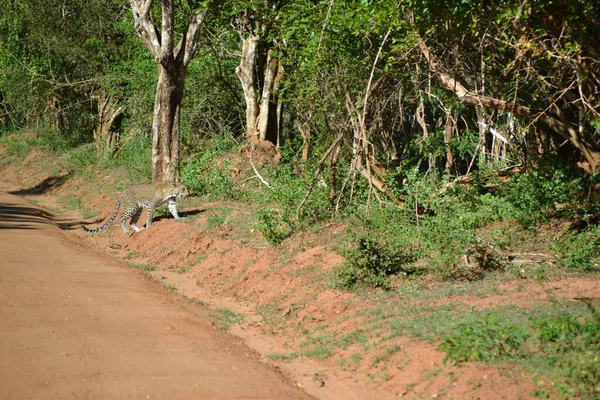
418 37 600 172
129 0 161 58
296 132 344 217
248 145 272 188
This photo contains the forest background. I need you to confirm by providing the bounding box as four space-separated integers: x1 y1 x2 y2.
1 1 600 397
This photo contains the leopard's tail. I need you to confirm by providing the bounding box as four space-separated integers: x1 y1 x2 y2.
81 201 120 234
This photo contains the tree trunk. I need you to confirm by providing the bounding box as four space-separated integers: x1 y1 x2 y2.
236 33 261 140
94 90 123 157
152 65 185 183
444 108 454 173
129 0 207 183
235 9 283 148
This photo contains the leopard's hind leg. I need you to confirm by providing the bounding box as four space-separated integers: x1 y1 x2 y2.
129 208 145 233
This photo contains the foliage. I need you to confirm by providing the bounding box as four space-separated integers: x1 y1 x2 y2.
438 313 529 364
504 166 583 228
255 208 293 245
553 226 600 271
211 307 244 331
437 306 600 398
180 135 238 198
333 235 417 290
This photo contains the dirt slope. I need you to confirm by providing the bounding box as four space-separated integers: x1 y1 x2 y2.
0 183 313 400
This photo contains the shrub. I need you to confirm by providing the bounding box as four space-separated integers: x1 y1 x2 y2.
504 167 582 228
255 208 294 245
553 226 600 271
180 136 237 198
332 235 417 290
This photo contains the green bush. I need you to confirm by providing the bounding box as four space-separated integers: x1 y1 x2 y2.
180 135 237 198
255 208 293 245
332 235 417 290
533 309 600 398
534 312 583 353
1 133 36 159
504 168 582 228
554 226 600 271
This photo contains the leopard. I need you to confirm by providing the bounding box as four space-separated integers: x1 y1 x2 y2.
81 182 189 235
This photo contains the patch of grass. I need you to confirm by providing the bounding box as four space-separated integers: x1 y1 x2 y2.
265 352 297 361
435 305 600 399
207 208 232 229
338 329 369 349
255 208 294 245
0 132 37 160
299 332 336 360
553 225 600 271
60 194 96 218
372 344 404 366
438 313 529 364
177 256 206 274
211 307 244 331
337 352 364 368
128 262 158 272
177 294 208 306
163 283 178 291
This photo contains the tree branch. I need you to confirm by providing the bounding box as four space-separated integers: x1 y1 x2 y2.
418 37 600 172
130 0 161 58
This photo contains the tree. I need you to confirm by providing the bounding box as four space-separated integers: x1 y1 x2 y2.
129 0 209 183
0 0 128 142
234 1 284 149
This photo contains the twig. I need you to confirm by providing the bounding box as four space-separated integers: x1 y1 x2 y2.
316 0 335 58
248 145 272 188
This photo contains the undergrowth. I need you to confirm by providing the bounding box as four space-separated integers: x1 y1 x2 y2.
439 305 600 399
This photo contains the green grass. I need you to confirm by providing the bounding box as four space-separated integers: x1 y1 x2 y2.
265 352 298 361
211 307 244 331
127 262 158 272
60 194 96 218
177 294 208 307
176 256 205 274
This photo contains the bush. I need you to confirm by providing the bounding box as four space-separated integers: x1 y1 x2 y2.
332 235 417 290
255 208 293 245
504 167 582 228
180 135 237 198
554 226 600 271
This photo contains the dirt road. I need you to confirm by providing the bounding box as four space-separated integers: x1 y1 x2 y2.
0 185 313 400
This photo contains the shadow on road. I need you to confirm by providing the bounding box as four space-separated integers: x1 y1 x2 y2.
0 202 87 230
8 172 73 196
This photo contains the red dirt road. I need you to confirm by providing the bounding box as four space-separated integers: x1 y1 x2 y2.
0 186 313 400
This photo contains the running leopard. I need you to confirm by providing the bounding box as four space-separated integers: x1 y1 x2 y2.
81 182 189 235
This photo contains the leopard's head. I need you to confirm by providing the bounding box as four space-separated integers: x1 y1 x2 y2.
172 182 189 199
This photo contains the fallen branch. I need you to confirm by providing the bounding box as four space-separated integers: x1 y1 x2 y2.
418 37 600 172
248 145 272 189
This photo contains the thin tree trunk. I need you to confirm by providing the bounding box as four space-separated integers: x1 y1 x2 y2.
152 65 184 183
130 0 207 183
235 7 283 148
236 34 261 140
444 108 454 173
